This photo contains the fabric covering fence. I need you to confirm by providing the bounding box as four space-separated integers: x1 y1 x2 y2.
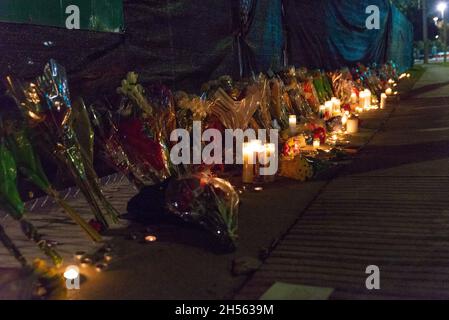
0 0 413 95
284 0 413 73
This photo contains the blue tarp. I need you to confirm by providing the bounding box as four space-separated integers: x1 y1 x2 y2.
284 0 413 72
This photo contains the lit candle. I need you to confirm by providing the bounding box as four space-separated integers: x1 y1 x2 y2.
346 117 359 134
261 143 276 182
385 88 392 96
325 101 333 118
351 93 357 105
242 142 255 184
380 93 387 109
313 138 321 148
358 92 366 110
332 98 341 115
145 235 157 242
341 114 348 126
74 251 86 261
364 89 371 110
64 266 80 280
289 115 297 134
104 253 113 262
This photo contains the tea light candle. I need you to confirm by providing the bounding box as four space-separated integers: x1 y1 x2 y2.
380 93 387 109
346 118 359 134
313 139 321 148
104 253 113 262
385 88 392 96
289 115 297 133
242 142 255 184
74 251 86 261
145 235 157 242
95 263 108 273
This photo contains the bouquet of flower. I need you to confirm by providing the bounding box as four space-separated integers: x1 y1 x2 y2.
165 172 239 252
6 60 119 229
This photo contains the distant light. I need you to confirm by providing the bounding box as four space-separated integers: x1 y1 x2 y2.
64 266 79 280
145 235 157 242
434 17 439 22
438 2 447 15
436 35 440 39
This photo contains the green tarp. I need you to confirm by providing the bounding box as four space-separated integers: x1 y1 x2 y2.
0 0 123 32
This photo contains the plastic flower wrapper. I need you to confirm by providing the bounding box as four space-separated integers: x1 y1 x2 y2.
165 173 239 253
7 60 119 228
116 73 173 182
88 102 152 189
0 137 62 267
2 115 102 242
211 86 260 130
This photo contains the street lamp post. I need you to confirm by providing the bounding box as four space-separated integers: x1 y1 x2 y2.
438 2 448 63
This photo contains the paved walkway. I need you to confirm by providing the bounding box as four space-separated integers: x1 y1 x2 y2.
237 66 449 300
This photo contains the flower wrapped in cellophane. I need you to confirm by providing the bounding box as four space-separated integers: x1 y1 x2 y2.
115 72 176 185
6 59 119 229
0 133 62 267
165 172 239 252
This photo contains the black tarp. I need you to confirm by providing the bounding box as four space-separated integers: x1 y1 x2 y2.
284 0 413 72
0 0 412 98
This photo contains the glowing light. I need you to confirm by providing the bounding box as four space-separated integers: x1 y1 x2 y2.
145 235 157 242
64 266 79 280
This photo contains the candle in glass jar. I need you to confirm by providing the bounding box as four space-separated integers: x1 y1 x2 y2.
380 93 387 109
313 139 321 148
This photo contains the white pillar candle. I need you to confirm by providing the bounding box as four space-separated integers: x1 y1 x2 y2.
313 138 321 148
346 118 359 134
364 90 371 110
332 98 341 115
358 92 366 110
242 142 255 184
351 93 357 105
289 115 297 134
341 114 348 126
380 93 387 109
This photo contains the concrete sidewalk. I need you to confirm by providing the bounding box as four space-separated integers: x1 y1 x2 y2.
236 66 449 299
